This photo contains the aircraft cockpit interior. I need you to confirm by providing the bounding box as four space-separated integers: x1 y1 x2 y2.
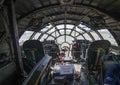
0 0 120 85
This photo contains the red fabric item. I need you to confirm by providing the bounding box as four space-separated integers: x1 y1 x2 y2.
74 71 79 77
73 45 78 49
60 53 65 57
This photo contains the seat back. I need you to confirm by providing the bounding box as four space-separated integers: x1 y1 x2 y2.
71 43 82 59
23 40 45 66
87 40 111 70
43 41 60 58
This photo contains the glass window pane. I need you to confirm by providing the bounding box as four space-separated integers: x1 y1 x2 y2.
66 24 74 29
71 31 76 37
77 35 84 40
19 31 34 45
75 32 79 37
56 25 64 29
47 27 55 34
46 23 52 28
66 36 74 44
47 36 54 40
79 24 91 31
51 32 56 37
40 34 48 41
90 31 101 40
84 27 91 31
66 30 71 34
56 36 65 44
83 33 92 41
76 27 84 33
59 30 64 35
41 28 48 32
33 33 41 39
51 32 59 37
98 29 118 46
56 31 60 36
41 24 53 32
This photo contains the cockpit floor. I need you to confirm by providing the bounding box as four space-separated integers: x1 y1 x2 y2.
50 62 82 85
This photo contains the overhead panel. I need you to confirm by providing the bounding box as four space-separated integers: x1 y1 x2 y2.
83 0 91 4
15 0 120 45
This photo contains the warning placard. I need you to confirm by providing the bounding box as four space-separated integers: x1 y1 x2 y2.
60 65 74 75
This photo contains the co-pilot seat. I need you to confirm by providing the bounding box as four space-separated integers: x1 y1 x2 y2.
84 40 111 85
23 40 45 73
87 40 111 72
